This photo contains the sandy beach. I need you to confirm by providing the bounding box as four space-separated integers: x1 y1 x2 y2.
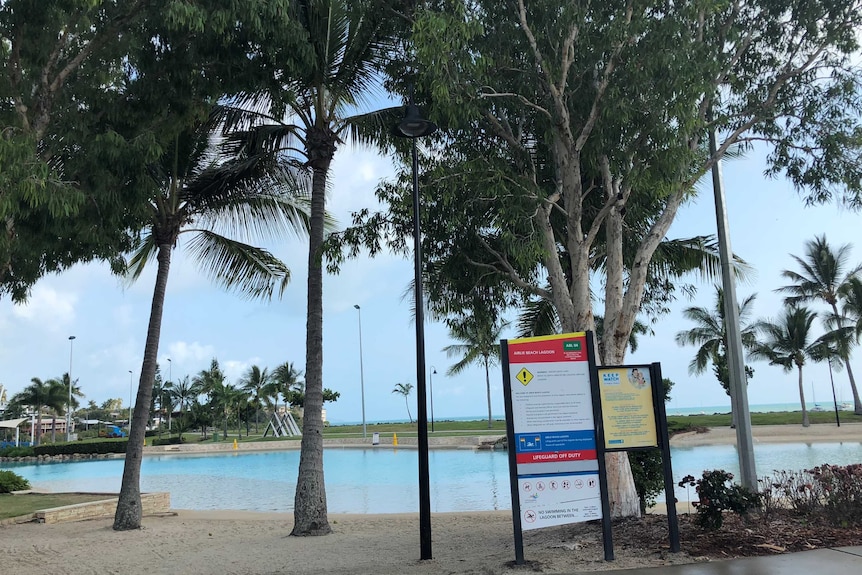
2 423 861 575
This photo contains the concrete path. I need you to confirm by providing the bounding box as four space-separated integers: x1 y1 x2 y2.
580 546 862 575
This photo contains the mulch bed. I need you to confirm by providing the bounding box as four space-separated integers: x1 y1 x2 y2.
612 511 862 559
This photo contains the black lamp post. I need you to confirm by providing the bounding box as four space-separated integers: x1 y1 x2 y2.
430 367 437 433
394 93 437 560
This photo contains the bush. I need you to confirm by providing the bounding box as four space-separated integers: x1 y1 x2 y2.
629 449 665 514
0 470 31 493
810 463 862 526
150 436 183 446
0 446 35 458
33 439 128 457
680 469 760 529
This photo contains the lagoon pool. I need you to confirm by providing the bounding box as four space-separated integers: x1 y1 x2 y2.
4 442 862 513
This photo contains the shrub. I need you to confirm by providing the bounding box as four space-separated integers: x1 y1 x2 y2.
150 436 183 446
809 463 862 526
0 470 31 493
629 449 665 514
33 439 128 457
680 469 760 529
0 446 35 458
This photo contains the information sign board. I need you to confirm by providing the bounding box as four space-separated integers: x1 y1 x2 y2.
597 365 658 449
505 333 602 530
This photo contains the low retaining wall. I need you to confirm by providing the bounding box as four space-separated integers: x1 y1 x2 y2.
34 492 171 524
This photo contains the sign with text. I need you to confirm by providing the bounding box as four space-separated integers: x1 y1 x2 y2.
598 366 658 449
505 333 602 530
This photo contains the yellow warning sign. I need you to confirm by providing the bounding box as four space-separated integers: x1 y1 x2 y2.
516 368 534 386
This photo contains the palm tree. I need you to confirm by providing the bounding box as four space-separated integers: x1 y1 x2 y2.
778 235 862 414
443 315 509 429
750 306 820 427
392 382 414 423
171 376 196 419
267 362 304 415
675 286 759 426
239 365 272 433
10 378 66 445
214 0 403 536
112 114 310 532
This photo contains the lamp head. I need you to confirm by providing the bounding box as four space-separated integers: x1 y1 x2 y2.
354 304 360 310
395 104 437 138
69 335 76 341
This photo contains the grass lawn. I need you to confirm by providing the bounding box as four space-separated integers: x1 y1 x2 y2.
0 493 112 521
668 409 862 429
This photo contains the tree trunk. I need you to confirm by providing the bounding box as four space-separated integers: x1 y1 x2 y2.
844 360 862 415
291 131 332 537
600 336 643 518
406 397 413 423
114 243 172 530
484 357 493 429
798 365 810 428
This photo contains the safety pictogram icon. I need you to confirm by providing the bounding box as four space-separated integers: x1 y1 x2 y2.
516 368 534 386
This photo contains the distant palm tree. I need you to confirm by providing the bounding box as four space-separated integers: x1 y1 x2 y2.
443 315 508 429
267 361 304 415
171 376 196 418
392 382 414 423
750 306 820 427
675 286 759 426
111 110 311 532
10 378 66 445
778 235 862 414
239 365 272 433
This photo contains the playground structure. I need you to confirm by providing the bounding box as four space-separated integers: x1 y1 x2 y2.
262 411 302 438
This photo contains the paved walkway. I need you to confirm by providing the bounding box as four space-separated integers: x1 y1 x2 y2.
581 546 862 575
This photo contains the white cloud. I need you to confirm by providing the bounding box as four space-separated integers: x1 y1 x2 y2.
168 341 217 365
11 285 78 326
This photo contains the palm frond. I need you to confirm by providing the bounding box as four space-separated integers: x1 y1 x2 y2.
184 231 290 301
124 232 159 284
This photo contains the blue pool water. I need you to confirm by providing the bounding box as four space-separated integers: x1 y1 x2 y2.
3 442 861 513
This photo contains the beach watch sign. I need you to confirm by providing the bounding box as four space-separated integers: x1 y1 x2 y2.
501 332 614 565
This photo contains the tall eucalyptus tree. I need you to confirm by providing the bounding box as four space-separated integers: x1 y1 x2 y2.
335 0 862 516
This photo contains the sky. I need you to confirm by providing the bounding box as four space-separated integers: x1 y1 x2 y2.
1 140 860 424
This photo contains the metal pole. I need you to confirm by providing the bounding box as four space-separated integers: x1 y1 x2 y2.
709 126 757 490
828 360 841 427
67 335 76 441
167 358 172 431
430 367 436 432
354 304 367 439
411 136 432 560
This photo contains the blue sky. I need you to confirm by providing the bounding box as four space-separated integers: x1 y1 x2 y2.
1 141 860 424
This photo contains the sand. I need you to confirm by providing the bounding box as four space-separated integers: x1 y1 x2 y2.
2 423 861 575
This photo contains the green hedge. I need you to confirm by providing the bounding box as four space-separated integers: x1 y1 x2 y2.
33 439 128 456
150 437 183 446
0 446 35 458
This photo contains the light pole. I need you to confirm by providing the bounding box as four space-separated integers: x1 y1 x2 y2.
67 335 76 441
128 370 133 430
394 92 437 560
354 305 367 439
430 367 436 433
167 357 172 431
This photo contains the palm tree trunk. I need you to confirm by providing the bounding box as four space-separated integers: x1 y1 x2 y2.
843 359 862 415
406 396 412 423
798 364 810 427
484 358 492 429
292 144 332 536
36 412 43 446
114 243 172 530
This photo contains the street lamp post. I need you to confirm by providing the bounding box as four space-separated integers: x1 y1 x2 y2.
167 358 172 431
430 367 436 433
394 92 437 560
67 335 76 442
354 305 367 439
128 370 133 430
